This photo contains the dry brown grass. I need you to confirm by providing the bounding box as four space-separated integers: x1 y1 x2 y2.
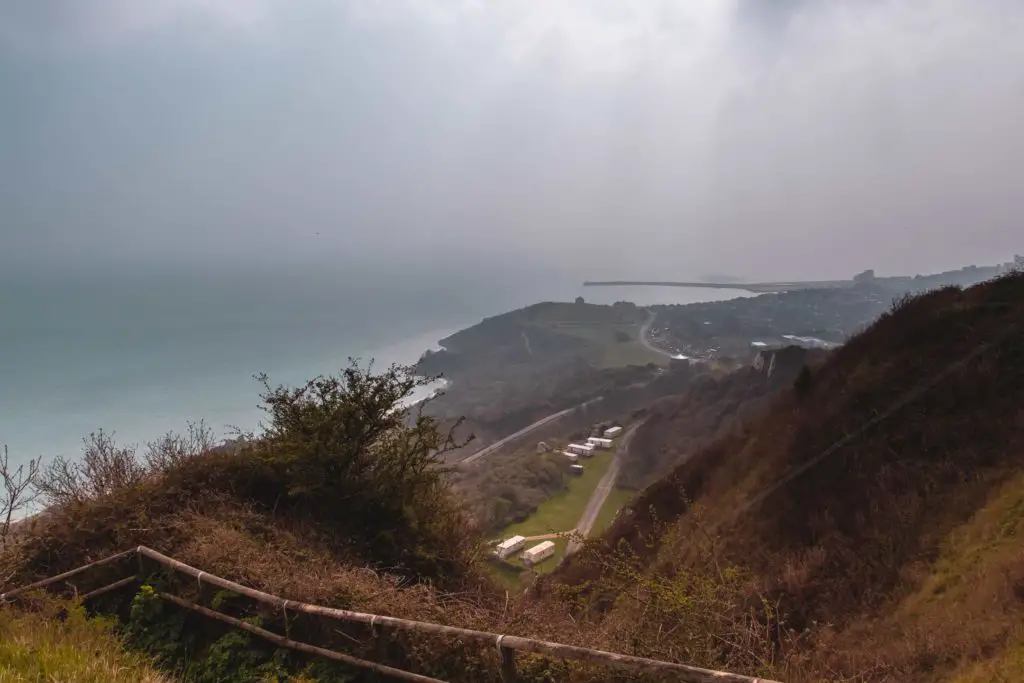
554 272 1024 682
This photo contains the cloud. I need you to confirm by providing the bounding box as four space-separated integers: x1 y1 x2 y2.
2 1 1022 280
0 1 275 54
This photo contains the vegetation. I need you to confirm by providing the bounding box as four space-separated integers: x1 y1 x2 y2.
620 345 818 489
557 271 1024 682
417 301 666 432
501 447 617 540
591 487 633 535
453 448 569 533
0 596 169 682
0 446 40 550
22 364 476 585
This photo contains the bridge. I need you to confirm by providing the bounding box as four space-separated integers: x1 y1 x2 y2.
582 279 854 294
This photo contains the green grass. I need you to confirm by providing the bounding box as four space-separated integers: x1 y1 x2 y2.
502 448 617 538
593 487 635 535
0 598 169 682
545 321 668 369
948 641 1024 683
488 446 621 590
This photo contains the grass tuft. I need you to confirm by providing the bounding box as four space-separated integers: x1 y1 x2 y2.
0 597 170 682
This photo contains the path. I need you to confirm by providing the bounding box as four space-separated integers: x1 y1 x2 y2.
638 309 674 359
521 330 533 356
459 396 604 465
565 423 639 556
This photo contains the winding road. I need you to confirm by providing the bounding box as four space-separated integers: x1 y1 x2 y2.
639 309 674 359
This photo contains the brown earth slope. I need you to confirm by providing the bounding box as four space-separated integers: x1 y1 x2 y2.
556 272 1024 682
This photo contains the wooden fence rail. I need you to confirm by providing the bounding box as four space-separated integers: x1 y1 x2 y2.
1 546 780 683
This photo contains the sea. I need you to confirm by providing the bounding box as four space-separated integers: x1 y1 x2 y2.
0 263 745 467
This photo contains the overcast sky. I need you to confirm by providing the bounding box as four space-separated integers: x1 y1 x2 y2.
2 0 1023 281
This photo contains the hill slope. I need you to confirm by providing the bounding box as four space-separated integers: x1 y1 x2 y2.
556 272 1024 682
621 345 822 489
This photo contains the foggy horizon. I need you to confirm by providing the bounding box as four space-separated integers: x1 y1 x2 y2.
3 1 1023 283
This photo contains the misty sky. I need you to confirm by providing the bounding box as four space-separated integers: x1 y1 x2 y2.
2 0 1023 281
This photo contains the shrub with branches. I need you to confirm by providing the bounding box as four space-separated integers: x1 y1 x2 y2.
36 430 146 507
144 420 215 473
246 361 479 581
0 445 41 548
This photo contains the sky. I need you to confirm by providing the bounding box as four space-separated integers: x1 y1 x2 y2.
2 0 1023 282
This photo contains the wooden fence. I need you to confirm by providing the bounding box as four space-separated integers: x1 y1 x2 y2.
0 546 779 683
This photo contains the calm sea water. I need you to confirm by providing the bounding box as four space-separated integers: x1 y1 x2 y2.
0 265 743 466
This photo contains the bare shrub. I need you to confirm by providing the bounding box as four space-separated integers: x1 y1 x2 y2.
37 430 146 506
0 446 41 548
144 419 215 473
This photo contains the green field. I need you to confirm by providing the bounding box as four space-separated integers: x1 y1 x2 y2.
502 447 617 538
547 321 669 369
593 486 636 534
488 446 620 589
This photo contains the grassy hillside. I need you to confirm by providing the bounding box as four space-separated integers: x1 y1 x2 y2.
555 271 1024 681
417 301 669 429
0 598 170 682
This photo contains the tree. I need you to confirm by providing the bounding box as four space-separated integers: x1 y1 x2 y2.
253 361 476 577
1 446 41 548
575 296 585 305
37 430 146 507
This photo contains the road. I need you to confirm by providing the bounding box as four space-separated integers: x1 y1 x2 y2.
459 396 604 466
638 309 674 359
565 423 639 556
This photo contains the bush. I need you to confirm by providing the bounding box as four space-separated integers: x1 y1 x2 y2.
244 362 479 582
1 445 40 548
37 430 147 507
144 419 215 473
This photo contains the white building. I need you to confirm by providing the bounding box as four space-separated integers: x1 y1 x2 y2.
603 426 623 438
567 443 595 456
570 464 584 476
587 437 613 449
521 540 556 566
562 451 579 462
494 535 527 559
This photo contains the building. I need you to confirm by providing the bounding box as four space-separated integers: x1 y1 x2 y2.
603 426 623 438
587 437 613 449
494 535 526 560
562 451 579 463
521 540 556 566
567 443 595 456
570 464 584 476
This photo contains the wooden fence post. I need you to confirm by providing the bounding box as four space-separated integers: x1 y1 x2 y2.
498 636 518 683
